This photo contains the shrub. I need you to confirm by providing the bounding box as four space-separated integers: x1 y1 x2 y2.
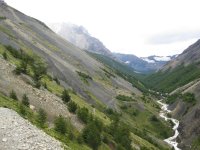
10 90 18 100
77 71 92 80
32 59 47 81
15 61 28 74
61 89 71 103
116 95 134 101
166 93 181 104
37 108 47 127
109 122 132 150
150 115 159 122
0 16 6 20
22 94 30 107
53 76 60 85
82 122 101 150
54 116 67 134
2 51 7 60
4 45 21 59
183 93 196 103
19 103 26 116
67 101 77 113
77 107 89 123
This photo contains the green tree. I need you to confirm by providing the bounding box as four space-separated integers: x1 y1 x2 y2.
67 101 77 113
109 121 132 150
10 90 18 100
22 94 30 107
37 108 47 127
54 116 67 134
77 107 89 123
3 51 7 60
183 93 196 103
16 61 27 74
61 89 71 103
32 59 47 82
82 122 101 150
19 103 26 116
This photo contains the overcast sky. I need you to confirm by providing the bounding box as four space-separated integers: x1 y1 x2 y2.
5 0 200 57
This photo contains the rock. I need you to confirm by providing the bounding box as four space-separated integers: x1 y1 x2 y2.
2 138 7 142
30 105 35 110
0 108 64 150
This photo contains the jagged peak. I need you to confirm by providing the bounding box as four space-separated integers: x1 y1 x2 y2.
0 0 5 4
0 0 6 5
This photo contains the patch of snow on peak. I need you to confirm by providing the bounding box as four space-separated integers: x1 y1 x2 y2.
154 56 171 61
125 61 130 64
142 58 155 63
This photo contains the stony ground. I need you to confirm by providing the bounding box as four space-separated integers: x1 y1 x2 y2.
0 107 64 150
0 57 83 130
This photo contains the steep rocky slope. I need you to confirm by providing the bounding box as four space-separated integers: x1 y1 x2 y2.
163 39 200 71
49 23 112 56
168 79 200 150
0 4 136 109
0 107 64 150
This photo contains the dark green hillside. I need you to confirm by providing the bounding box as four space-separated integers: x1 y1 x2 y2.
143 63 200 93
89 53 147 92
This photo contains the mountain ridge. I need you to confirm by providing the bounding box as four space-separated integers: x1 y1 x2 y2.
49 23 112 56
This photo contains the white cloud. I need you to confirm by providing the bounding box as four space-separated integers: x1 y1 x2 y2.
5 0 200 57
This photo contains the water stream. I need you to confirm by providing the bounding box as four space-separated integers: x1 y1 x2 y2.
157 100 181 150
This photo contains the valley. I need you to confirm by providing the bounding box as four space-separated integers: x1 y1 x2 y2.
0 1 200 150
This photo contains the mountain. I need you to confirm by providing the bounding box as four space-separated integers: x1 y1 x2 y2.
144 40 200 93
144 39 200 149
49 23 112 56
0 3 173 150
113 53 176 73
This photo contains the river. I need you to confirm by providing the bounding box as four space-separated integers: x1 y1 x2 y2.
157 100 181 150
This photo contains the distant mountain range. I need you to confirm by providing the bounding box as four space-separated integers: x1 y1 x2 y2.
49 23 177 73
113 53 177 73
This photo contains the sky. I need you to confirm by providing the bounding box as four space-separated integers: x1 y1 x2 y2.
5 0 200 57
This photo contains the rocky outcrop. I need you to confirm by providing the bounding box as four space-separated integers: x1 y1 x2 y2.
0 107 64 150
0 0 5 5
49 23 112 56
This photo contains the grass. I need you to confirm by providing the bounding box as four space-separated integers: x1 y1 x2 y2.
76 71 92 84
41 75 64 96
131 133 159 150
0 16 6 20
0 25 15 38
191 137 200 150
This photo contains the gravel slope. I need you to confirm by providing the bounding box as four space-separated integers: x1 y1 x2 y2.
0 107 64 150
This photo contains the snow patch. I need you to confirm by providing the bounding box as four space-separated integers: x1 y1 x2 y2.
154 56 171 61
125 61 130 64
142 58 155 63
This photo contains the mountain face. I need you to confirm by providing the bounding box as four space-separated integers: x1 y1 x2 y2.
144 39 200 149
113 53 176 73
163 39 200 71
49 23 112 56
0 3 176 150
